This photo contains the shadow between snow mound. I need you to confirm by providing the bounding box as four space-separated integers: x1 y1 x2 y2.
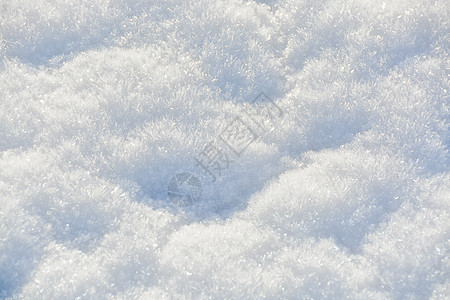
115 89 375 222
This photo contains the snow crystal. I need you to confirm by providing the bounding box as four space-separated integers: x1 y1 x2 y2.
0 0 448 298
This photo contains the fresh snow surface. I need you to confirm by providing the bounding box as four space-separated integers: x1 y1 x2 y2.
0 0 449 298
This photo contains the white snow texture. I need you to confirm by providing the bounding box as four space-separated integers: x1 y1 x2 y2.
0 0 449 299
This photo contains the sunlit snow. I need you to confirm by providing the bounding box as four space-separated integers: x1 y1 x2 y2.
0 0 449 298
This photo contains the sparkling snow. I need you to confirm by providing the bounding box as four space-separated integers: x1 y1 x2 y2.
0 0 449 298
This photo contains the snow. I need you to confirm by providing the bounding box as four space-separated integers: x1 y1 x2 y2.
0 0 449 298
